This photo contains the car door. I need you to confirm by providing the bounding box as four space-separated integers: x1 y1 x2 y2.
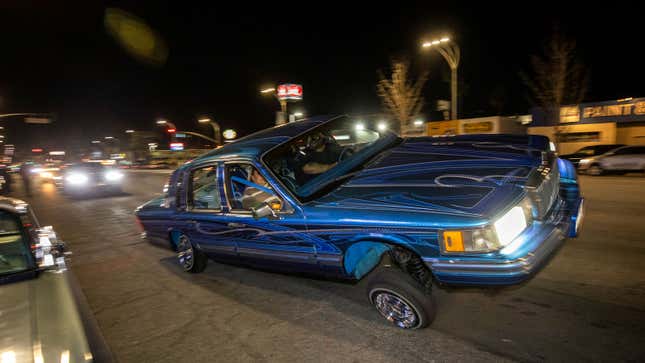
174 161 238 260
625 146 645 170
220 160 320 273
602 147 632 170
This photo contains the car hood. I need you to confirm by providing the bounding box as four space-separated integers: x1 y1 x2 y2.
0 271 92 362
311 136 546 219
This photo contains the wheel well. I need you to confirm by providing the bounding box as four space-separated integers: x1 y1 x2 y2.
385 245 434 293
344 241 434 292
168 229 182 251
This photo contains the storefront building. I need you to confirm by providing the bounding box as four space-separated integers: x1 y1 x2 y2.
427 116 529 137
528 97 645 154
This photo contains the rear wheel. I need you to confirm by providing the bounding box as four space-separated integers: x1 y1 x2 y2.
588 164 604 176
366 266 436 329
177 234 207 273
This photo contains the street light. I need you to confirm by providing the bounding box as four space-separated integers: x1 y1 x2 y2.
422 36 460 120
198 118 222 146
260 87 287 125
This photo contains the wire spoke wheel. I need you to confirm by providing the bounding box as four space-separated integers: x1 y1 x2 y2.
177 236 194 271
372 289 419 329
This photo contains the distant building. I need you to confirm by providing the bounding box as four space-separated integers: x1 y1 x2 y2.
528 97 645 154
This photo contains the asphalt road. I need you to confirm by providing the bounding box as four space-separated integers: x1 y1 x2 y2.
10 171 645 362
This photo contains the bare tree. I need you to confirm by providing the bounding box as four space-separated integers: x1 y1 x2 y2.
377 60 428 135
521 30 589 146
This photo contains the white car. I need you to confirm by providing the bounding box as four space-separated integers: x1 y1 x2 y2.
578 145 645 175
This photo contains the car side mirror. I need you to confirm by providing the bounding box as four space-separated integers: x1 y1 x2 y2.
251 197 282 220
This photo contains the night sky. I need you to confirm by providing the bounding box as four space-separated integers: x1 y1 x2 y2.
0 2 642 152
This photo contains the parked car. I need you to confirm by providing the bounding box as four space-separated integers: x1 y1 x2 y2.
578 145 645 175
61 162 124 195
135 115 584 329
559 144 625 167
0 197 93 361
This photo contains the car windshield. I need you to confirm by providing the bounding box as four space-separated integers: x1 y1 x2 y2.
263 116 398 200
69 162 105 170
0 210 33 278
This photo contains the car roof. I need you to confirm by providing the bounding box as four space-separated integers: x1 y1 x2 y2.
0 197 29 215
189 115 338 164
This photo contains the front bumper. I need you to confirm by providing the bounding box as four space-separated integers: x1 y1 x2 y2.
424 199 582 286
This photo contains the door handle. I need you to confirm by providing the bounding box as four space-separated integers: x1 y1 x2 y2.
227 222 245 228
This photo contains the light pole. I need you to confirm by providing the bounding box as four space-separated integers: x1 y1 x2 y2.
198 118 221 146
260 87 287 125
422 37 460 120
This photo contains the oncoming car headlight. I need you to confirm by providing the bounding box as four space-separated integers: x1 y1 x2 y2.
105 170 124 181
441 197 533 254
66 173 88 185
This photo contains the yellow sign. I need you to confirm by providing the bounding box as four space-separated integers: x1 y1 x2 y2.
560 106 580 123
427 120 458 136
462 121 493 134
582 101 645 118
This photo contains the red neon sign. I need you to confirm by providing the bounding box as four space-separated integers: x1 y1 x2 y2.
276 84 303 100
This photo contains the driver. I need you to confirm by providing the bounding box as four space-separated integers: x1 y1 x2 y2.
301 132 342 177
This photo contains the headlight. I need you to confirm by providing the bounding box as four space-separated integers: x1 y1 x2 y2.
105 170 123 181
494 206 528 246
66 173 88 185
441 197 533 254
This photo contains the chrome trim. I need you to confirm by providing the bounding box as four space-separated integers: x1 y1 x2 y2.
237 247 315 262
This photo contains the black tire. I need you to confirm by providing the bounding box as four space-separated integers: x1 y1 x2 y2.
176 234 207 273
587 164 604 176
366 266 436 329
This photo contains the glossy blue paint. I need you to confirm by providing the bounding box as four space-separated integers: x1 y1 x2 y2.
135 115 583 287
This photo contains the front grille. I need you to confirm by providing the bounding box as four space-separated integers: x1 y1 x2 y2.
526 159 560 220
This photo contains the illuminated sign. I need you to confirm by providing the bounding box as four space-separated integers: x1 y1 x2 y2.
277 84 303 100
560 106 581 123
462 121 494 134
31 148 43 153
582 101 645 118
170 142 184 151
49 151 65 156
175 133 186 138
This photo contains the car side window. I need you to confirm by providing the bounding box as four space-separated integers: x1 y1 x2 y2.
225 163 280 213
611 148 630 155
189 165 221 210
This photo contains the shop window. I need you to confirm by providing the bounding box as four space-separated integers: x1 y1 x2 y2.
559 132 601 143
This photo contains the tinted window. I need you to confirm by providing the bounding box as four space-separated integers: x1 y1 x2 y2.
190 165 221 210
611 147 644 155
0 211 32 275
69 162 104 170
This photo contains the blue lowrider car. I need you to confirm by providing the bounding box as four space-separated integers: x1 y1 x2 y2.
135 115 584 329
